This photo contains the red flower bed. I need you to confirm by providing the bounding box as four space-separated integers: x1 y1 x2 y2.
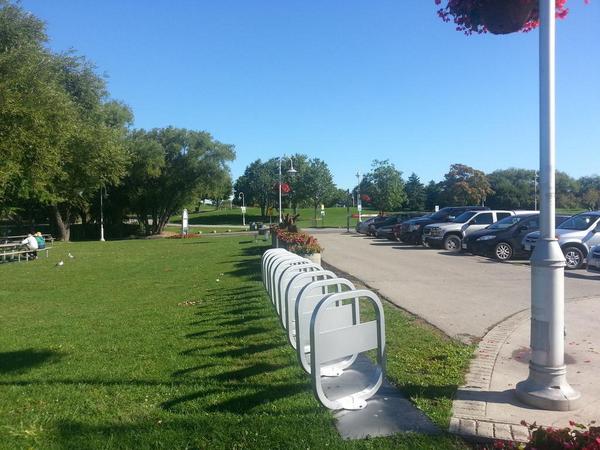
491 421 600 450
167 233 202 239
275 229 323 255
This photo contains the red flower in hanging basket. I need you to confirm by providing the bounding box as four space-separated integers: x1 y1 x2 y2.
434 0 582 35
280 182 291 194
360 194 371 203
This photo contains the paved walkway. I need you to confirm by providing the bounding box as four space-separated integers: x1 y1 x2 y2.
313 230 600 442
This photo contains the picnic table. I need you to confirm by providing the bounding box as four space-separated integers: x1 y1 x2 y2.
0 235 54 262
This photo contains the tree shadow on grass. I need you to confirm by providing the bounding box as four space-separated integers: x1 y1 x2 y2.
210 362 285 382
0 349 63 374
205 382 308 413
218 326 270 340
212 342 283 359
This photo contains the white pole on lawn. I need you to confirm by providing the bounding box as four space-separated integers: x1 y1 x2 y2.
99 185 105 242
515 0 580 411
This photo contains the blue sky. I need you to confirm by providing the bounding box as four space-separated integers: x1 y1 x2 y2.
22 0 600 190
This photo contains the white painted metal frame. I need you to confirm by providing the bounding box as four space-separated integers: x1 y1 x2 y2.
284 270 337 347
261 249 288 288
266 253 304 300
310 290 385 410
295 277 359 376
270 257 311 313
276 263 323 328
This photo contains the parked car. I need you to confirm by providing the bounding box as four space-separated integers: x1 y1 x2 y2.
522 211 600 269
396 206 489 244
375 215 406 240
367 214 401 237
423 210 516 251
356 216 383 234
463 213 569 261
587 245 600 273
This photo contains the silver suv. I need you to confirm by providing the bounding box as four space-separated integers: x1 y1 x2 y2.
523 211 600 269
423 210 516 251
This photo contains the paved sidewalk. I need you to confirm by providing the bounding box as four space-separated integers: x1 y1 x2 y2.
313 231 600 443
451 297 600 442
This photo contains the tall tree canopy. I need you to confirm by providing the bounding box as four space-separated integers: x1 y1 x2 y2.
486 168 536 210
361 160 406 213
405 173 426 211
119 127 235 235
441 163 493 206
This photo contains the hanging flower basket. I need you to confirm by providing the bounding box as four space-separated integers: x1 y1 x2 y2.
435 0 574 35
480 0 536 34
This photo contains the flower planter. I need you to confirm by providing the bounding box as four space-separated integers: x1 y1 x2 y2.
479 0 536 34
298 252 321 265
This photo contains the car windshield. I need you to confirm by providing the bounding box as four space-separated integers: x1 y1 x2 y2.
429 209 450 220
558 214 599 231
452 211 477 223
488 216 523 230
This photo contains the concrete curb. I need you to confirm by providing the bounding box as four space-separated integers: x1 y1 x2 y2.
450 308 532 442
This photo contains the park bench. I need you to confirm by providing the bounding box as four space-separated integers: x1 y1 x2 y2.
0 234 54 263
260 248 386 411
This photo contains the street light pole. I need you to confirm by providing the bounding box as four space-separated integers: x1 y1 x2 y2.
516 0 580 411
239 192 246 226
278 156 296 223
356 171 362 223
99 185 105 242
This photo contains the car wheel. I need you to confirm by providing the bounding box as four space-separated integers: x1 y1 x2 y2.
443 235 461 252
494 242 513 261
563 246 585 270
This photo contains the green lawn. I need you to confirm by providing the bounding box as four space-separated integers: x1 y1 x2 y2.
0 237 471 449
172 207 408 229
164 225 249 234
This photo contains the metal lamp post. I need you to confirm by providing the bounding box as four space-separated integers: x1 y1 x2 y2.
278 156 297 223
356 171 362 223
99 185 106 242
239 192 246 226
515 0 580 411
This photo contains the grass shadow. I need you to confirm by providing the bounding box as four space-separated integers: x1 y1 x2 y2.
0 349 63 374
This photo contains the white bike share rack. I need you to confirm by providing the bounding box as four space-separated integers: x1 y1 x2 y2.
295 277 359 376
310 290 385 410
284 270 337 347
276 262 322 328
266 253 305 303
262 249 288 288
260 249 386 411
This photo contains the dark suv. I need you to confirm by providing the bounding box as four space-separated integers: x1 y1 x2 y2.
463 213 569 261
395 206 489 245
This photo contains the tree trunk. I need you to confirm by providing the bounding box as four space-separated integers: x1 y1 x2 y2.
51 206 71 241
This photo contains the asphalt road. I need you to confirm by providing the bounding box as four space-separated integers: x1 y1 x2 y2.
312 230 600 343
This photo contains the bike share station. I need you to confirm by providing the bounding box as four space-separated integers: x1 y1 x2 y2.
261 248 438 438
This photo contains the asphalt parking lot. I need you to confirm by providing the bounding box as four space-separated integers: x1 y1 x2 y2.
312 230 600 343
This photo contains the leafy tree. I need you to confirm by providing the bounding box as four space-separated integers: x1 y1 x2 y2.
362 160 406 213
441 163 493 206
405 173 426 211
0 2 75 214
326 188 352 207
555 171 580 210
47 54 132 240
234 159 278 217
579 176 600 210
487 168 537 210
120 127 235 235
424 180 443 210
293 158 336 219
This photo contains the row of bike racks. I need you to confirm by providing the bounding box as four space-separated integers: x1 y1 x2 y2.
261 248 386 410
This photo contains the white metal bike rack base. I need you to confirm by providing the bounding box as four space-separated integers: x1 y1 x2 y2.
310 290 385 410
